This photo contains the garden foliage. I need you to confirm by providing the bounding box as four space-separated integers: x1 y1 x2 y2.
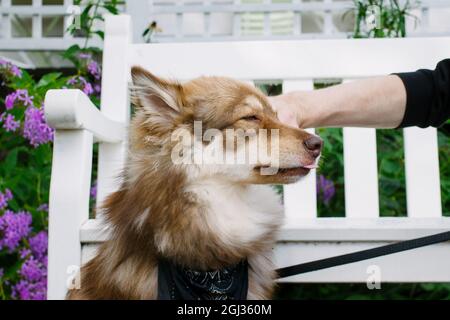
0 0 119 299
0 0 448 300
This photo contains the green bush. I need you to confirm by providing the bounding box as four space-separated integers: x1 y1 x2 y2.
0 0 119 300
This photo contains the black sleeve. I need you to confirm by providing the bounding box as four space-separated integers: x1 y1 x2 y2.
394 59 450 128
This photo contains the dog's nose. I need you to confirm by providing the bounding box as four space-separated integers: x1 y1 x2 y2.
303 136 323 158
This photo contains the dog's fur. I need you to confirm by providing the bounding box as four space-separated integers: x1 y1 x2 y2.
67 67 321 300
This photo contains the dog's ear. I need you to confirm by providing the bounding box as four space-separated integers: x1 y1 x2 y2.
130 66 184 118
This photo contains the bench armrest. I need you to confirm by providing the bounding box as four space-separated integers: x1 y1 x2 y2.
45 89 127 299
44 89 125 143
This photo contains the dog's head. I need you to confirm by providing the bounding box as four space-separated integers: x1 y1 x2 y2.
129 66 322 184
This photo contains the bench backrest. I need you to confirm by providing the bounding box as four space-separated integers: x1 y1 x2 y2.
98 15 447 222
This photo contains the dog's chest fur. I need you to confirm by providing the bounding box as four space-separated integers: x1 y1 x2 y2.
159 183 284 300
187 182 283 247
68 182 283 300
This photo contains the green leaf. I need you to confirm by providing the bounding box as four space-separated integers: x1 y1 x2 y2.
93 14 105 21
62 44 82 60
2 148 19 174
94 30 105 40
81 4 94 19
36 72 62 88
103 4 119 15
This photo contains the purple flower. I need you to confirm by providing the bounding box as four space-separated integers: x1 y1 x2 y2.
16 89 34 107
0 195 7 210
5 92 17 110
78 53 92 59
66 77 78 85
4 89 33 110
20 257 44 282
317 175 336 205
2 113 20 132
0 268 4 279
0 59 22 78
0 210 32 251
66 76 94 96
29 231 48 260
19 248 31 259
10 65 22 77
90 182 97 199
5 189 13 201
23 106 54 147
20 248 31 258
12 279 46 300
0 188 13 209
37 204 48 212
83 82 94 95
87 61 101 80
12 252 47 300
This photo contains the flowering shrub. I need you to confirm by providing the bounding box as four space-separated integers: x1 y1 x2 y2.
0 187 48 300
0 52 102 300
0 0 122 300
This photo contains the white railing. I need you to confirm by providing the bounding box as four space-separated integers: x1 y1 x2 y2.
133 0 450 43
0 0 117 51
1 0 450 52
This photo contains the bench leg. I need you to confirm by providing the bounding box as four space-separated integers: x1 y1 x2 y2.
47 130 93 300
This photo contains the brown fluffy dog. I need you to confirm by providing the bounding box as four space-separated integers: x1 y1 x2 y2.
67 66 322 300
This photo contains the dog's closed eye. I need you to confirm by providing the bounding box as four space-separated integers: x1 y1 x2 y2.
241 115 260 122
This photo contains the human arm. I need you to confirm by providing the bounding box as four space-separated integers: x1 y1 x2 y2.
270 59 450 129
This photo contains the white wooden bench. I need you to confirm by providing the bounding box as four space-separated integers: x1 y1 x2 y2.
44 14 450 300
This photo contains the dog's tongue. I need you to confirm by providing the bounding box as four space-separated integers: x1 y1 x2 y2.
302 164 318 169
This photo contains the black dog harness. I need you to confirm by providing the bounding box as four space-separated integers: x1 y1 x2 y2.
158 259 248 300
158 231 450 299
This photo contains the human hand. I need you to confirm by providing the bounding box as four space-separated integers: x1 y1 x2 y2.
268 91 318 129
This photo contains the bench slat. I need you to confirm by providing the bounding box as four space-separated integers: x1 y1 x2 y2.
97 15 132 213
131 38 450 81
282 80 317 220
343 127 380 218
79 239 450 282
80 217 450 243
403 127 442 217
275 241 450 283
